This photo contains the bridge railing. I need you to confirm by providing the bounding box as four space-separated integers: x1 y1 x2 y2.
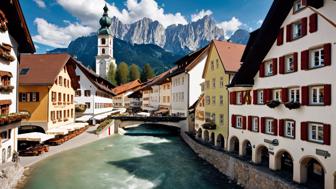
109 115 187 122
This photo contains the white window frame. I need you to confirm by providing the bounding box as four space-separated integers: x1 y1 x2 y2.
289 88 300 103
220 114 224 124
273 89 281 101
219 95 224 105
236 116 242 129
237 92 242 104
220 77 224 88
309 123 324 143
285 120 295 138
265 61 273 76
310 48 324 69
285 55 295 73
265 119 274 134
211 113 216 122
310 86 324 105
212 96 216 105
258 90 264 104
292 21 302 39
212 78 216 88
252 117 259 132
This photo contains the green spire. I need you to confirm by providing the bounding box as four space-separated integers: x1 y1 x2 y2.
98 4 112 35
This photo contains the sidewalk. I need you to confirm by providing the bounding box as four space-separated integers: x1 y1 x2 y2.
19 125 102 167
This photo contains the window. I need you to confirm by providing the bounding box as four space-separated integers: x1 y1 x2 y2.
212 78 216 88
85 102 91 109
265 61 273 76
220 77 224 88
181 77 184 85
205 80 210 89
7 146 11 159
311 86 324 105
292 21 302 39
211 113 216 122
310 48 324 68
285 120 295 138
289 88 300 103
258 90 264 104
216 59 219 68
20 68 30 75
102 48 106 54
285 55 295 73
52 92 56 102
265 119 275 134
236 116 242 129
236 92 242 104
205 112 211 121
63 79 67 87
84 90 91 97
219 95 224 105
212 96 216 105
206 96 210 105
101 38 106 45
58 92 62 102
252 117 259 132
21 93 27 102
63 94 66 103
309 123 323 143
293 0 305 13
220 114 224 125
273 89 281 101
31 92 39 102
211 61 214 70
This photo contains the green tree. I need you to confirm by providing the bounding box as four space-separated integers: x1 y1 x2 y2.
141 64 155 82
129 64 141 81
107 63 117 86
116 62 129 85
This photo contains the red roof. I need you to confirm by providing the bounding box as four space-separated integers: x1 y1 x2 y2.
213 40 245 72
112 79 142 95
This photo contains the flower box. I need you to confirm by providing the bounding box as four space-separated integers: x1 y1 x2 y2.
266 100 281 108
0 85 14 93
284 101 301 110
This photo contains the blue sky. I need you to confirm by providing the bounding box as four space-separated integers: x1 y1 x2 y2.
20 0 273 53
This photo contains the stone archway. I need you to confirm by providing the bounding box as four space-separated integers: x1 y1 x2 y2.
210 132 215 146
242 140 252 161
300 156 325 189
216 134 225 150
196 128 202 139
255 145 269 167
203 130 209 143
275 150 293 180
229 136 239 155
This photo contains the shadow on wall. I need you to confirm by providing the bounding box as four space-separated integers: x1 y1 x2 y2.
106 139 242 189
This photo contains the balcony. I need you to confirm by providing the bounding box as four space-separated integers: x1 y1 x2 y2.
0 85 14 93
0 112 30 126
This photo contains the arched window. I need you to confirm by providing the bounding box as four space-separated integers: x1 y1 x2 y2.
102 48 105 54
101 38 106 45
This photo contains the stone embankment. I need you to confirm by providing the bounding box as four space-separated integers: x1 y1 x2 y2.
181 132 302 189
0 162 24 189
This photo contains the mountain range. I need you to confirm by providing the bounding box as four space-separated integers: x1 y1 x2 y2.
48 16 250 73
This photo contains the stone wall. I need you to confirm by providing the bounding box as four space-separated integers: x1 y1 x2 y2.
0 162 24 189
181 132 301 189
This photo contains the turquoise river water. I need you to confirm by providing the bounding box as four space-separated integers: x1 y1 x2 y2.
24 124 241 189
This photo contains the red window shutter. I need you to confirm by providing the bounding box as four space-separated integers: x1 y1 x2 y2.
279 119 284 137
243 116 247 130
230 92 237 105
279 56 285 74
302 0 307 6
301 50 309 70
273 119 278 136
260 118 265 133
323 124 331 145
293 52 298 71
281 88 288 103
263 89 272 103
231 115 236 128
277 28 284 46
253 90 258 105
301 86 309 105
293 121 296 139
247 116 252 131
301 17 307 36
324 43 332 66
259 63 265 77
301 122 308 141
272 58 278 75
309 13 318 33
324 84 331 106
286 24 292 42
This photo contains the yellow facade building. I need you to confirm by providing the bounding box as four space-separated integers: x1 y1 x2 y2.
201 40 245 149
18 54 80 133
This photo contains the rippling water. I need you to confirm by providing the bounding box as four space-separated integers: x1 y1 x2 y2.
24 125 241 189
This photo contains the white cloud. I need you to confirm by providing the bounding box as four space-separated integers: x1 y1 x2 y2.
32 18 94 48
191 9 213 22
56 0 187 28
217 17 242 38
33 0 46 8
257 19 263 25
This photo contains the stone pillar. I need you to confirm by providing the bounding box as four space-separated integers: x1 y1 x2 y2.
252 147 258 164
268 153 277 171
293 160 303 184
324 168 333 189
239 141 244 156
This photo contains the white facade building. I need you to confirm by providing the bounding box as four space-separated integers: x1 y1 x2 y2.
171 46 209 117
228 1 336 188
0 0 35 165
149 85 160 110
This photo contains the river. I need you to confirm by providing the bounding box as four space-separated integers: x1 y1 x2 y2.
23 124 241 189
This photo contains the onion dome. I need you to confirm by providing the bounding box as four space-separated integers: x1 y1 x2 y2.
98 4 112 35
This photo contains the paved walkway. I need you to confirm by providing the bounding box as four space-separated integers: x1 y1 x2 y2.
20 125 103 167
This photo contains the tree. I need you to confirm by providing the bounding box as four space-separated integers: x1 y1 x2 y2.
129 64 141 81
141 63 155 82
107 63 117 86
116 62 129 85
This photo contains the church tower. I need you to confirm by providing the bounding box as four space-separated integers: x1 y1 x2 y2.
96 4 116 79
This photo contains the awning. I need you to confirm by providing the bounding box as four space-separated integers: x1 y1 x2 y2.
18 132 55 143
137 112 150 116
46 127 69 135
0 100 11 105
75 115 92 122
0 71 12 77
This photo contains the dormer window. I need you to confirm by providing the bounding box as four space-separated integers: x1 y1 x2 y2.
293 0 305 13
292 21 302 39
